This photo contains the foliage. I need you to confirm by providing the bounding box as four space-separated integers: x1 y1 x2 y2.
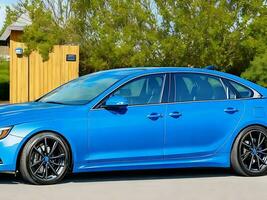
68 0 267 74
17 0 74 60
72 0 160 74
242 51 267 87
241 6 267 86
0 6 20 35
154 0 266 75
2 0 267 85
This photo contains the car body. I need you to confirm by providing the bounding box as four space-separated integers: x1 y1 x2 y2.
1 67 267 184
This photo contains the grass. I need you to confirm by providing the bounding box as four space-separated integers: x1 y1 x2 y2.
0 60 9 101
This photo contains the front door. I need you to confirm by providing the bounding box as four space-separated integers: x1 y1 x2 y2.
87 74 166 166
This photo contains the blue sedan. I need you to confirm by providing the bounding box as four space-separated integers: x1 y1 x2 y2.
0 67 267 184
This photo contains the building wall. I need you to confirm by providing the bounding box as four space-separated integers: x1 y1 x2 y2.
9 30 79 103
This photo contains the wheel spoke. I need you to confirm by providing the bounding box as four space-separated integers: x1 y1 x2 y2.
257 137 265 148
49 140 58 156
258 136 265 148
249 133 255 147
50 160 64 167
31 159 43 168
242 142 252 149
249 155 254 170
258 148 267 153
50 154 65 160
45 164 48 179
48 163 59 176
241 151 250 161
258 151 267 155
44 137 48 155
257 132 262 147
33 161 44 175
256 154 266 165
256 154 261 170
33 147 44 157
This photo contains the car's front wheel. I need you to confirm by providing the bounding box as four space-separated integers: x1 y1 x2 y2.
19 132 71 185
231 125 267 176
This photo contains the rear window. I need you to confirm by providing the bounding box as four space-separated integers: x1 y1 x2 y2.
172 73 227 102
227 80 254 99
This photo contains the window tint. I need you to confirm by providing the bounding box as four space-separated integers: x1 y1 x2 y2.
113 74 165 105
173 73 227 102
228 80 253 99
39 72 123 105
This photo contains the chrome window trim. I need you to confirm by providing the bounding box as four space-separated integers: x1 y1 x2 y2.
174 74 178 101
159 74 167 104
167 73 171 102
91 70 262 110
219 78 228 98
91 97 257 111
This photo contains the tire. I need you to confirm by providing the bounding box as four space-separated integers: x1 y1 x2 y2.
231 125 267 176
19 132 71 185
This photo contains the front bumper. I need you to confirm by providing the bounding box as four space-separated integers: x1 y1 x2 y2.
0 134 23 172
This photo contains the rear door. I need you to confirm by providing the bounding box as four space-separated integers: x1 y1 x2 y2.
164 73 245 159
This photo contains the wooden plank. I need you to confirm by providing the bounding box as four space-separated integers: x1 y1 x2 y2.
9 31 29 103
9 38 79 103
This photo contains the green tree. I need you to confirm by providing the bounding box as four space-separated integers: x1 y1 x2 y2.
3 0 267 82
19 0 75 60
72 0 159 73
0 6 20 35
242 50 267 87
241 6 267 86
155 0 266 75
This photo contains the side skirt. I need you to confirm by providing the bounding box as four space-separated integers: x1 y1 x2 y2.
73 153 230 173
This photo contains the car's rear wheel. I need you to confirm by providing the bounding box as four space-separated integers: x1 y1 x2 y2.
20 132 70 185
231 125 267 176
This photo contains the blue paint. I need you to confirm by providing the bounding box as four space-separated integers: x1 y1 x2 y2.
0 67 267 173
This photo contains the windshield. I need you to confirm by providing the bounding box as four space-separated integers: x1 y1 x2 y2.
38 71 129 105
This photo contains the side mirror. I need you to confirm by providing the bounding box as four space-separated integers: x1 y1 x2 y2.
103 95 128 109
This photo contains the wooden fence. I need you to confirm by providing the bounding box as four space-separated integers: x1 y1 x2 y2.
9 31 79 103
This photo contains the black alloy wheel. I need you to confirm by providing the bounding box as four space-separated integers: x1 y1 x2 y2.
231 125 267 176
20 132 70 184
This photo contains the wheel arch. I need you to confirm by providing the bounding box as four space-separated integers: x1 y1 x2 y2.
15 130 74 173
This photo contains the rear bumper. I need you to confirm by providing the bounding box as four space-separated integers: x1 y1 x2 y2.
0 134 23 172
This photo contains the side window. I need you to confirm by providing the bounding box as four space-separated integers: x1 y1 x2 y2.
227 80 254 99
173 73 227 102
112 74 165 105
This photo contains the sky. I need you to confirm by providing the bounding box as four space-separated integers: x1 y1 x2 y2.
0 0 18 31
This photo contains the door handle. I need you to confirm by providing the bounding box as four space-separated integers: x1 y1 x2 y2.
147 113 163 120
224 107 238 114
169 112 182 118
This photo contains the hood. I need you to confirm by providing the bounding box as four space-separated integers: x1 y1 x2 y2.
0 102 81 127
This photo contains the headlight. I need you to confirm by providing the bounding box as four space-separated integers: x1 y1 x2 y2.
0 127 12 140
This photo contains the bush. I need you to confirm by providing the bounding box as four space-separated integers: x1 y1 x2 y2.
242 51 267 87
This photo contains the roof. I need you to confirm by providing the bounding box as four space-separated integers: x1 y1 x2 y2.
0 13 31 41
99 66 211 74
